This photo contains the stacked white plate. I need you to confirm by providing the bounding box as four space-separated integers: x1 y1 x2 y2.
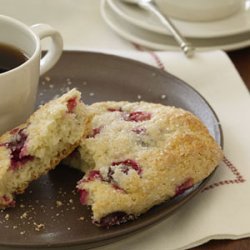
101 0 250 51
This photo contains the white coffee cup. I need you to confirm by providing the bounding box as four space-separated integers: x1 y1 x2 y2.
0 15 63 134
155 0 245 22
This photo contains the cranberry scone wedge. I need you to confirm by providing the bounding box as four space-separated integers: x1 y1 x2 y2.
0 89 88 208
76 101 223 227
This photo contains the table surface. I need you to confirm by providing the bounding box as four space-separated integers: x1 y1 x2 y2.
193 46 250 250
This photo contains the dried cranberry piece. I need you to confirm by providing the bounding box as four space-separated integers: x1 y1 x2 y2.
107 107 123 112
67 97 77 112
2 195 16 207
124 111 151 122
86 170 103 181
78 170 103 187
111 184 125 192
87 127 102 138
175 178 194 196
96 212 135 227
112 159 143 175
10 128 20 135
4 129 33 170
79 189 89 205
103 167 125 192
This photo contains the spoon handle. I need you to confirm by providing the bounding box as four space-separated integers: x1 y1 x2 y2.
139 1 194 58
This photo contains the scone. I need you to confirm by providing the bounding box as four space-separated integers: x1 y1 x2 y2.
75 101 223 227
0 89 88 208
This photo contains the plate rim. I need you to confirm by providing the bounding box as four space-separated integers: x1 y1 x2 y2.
102 0 250 52
107 0 250 38
0 50 223 249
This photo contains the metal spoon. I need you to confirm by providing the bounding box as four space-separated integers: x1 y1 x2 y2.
121 0 194 58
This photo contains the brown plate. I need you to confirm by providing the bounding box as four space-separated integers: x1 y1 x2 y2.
0 51 223 250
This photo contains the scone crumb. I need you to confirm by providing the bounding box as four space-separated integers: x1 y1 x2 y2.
34 222 45 232
20 212 28 219
79 216 84 221
66 78 72 85
20 231 25 235
69 199 73 204
4 214 9 220
56 201 63 207
67 227 71 230
45 76 51 82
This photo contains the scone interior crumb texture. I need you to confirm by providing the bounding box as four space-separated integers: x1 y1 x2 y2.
0 89 88 207
75 101 223 227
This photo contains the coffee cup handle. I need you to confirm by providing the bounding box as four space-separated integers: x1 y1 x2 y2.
31 24 63 76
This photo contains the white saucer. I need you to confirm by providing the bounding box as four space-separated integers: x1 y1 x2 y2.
107 0 250 38
101 0 250 51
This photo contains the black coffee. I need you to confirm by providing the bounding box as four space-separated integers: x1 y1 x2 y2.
0 43 28 73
